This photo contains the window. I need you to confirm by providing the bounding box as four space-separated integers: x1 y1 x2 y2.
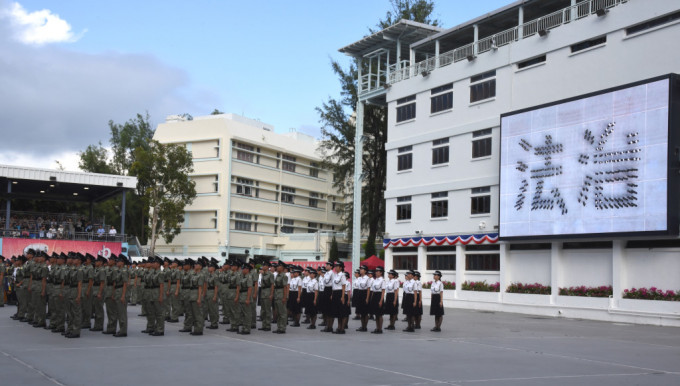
309 162 319 178
396 95 416 122
281 186 295 204
236 142 254 162
627 10 680 35
397 146 413 171
282 154 296 172
471 186 491 215
309 192 319 208
470 71 496 103
432 138 449 165
234 213 252 232
431 83 453 113
236 178 253 196
517 55 546 70
281 219 295 234
472 129 492 158
465 254 500 271
396 196 412 221
570 36 606 53
427 254 456 270
307 222 319 233
431 192 448 218
393 255 417 270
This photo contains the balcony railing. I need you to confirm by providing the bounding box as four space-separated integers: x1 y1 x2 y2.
0 229 127 243
385 0 628 86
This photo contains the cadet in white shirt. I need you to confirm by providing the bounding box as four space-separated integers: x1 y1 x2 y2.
430 271 445 332
304 269 319 329
343 271 352 330
320 262 334 328
384 270 400 330
301 269 311 324
351 269 360 320
414 271 424 329
323 261 347 334
287 268 302 327
354 265 370 332
402 270 417 332
369 267 387 334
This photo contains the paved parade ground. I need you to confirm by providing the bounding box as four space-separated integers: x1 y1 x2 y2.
0 304 678 386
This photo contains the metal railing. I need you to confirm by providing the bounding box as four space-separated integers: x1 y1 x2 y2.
0 229 126 243
388 0 628 85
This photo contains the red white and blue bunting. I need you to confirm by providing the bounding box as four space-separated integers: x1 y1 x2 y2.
383 233 498 249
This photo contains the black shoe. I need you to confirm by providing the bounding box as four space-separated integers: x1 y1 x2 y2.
102 330 115 335
53 329 65 333
356 327 367 332
333 329 346 334
81 325 91 329
371 330 383 334
179 328 192 333
385 325 395 330
113 333 127 337
165 317 171 322
258 328 271 331
237 331 250 335
219 321 228 325
138 314 146 317
90 328 103 332
321 328 332 333
352 316 360 320
190 332 203 336
43 325 51 330
168 319 179 323
274 330 285 334
402 318 408 322
430 327 440 332
403 328 415 332
206 326 218 330
227 328 238 332
151 332 164 336
307 325 316 330
415 325 421 329
66 334 80 339
292 322 300 327
319 321 326 326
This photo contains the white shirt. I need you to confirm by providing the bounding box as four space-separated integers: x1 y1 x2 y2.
355 275 369 290
370 276 386 292
307 278 319 292
289 276 301 291
416 280 423 292
431 280 444 294
331 271 347 290
109 228 117 235
302 275 310 290
285 272 291 281
366 276 374 289
318 276 325 292
386 278 400 293
323 270 333 287
403 279 416 294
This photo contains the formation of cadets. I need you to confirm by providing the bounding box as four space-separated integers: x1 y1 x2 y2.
1 251 447 337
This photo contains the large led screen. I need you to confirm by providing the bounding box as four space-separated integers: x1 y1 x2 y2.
500 78 673 238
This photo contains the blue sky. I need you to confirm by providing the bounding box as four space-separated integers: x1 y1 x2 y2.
0 0 512 170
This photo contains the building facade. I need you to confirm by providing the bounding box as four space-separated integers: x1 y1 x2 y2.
153 113 346 261
343 0 680 325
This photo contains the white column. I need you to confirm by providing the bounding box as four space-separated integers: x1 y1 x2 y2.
417 245 427 274
611 240 625 309
570 0 577 22
473 24 479 55
396 39 401 68
434 39 440 68
499 242 509 301
351 101 364 272
518 6 524 39
357 57 363 95
409 48 415 77
550 242 562 304
455 244 465 299
385 247 394 271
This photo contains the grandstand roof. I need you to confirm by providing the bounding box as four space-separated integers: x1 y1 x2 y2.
0 164 137 203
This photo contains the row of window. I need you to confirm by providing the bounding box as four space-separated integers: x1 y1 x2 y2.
396 186 491 221
234 178 329 209
235 142 321 178
233 213 334 234
396 72 496 123
397 129 492 171
393 253 500 271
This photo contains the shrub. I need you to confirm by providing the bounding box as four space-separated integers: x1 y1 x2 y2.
558 285 612 298
462 280 500 292
623 287 680 301
506 282 551 295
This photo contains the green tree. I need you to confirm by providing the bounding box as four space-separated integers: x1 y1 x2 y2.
211 109 224 115
131 140 196 257
329 236 339 262
108 112 154 175
78 142 115 174
317 0 439 259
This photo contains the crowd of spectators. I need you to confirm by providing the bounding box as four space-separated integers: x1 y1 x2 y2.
0 212 117 240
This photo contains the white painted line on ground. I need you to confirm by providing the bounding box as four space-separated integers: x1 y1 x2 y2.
2 350 66 386
454 371 663 383
208 332 459 385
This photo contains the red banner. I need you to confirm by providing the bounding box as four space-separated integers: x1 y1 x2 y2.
1 238 122 258
283 261 353 275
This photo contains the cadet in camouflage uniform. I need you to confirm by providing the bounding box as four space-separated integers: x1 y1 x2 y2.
65 255 83 338
103 257 118 334
217 261 232 325
29 252 48 327
23 250 35 321
234 263 254 334
138 260 149 317
80 254 95 329
225 262 240 332
13 256 28 321
0 255 5 307
258 262 274 331
188 259 205 335
112 255 129 337
205 261 219 329
179 259 194 333
249 260 259 329
46 254 61 330
272 263 289 334
142 257 164 336
169 259 181 323
52 254 68 333
128 262 138 306
90 256 106 331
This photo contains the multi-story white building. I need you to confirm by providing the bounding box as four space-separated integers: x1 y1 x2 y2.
341 0 680 325
152 113 347 261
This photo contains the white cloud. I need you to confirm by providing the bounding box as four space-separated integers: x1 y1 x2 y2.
2 2 83 44
0 150 81 172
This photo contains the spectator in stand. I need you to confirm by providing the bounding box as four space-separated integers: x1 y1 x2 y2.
47 226 56 239
39 226 45 239
85 222 93 233
57 224 64 239
97 225 105 238
109 226 117 237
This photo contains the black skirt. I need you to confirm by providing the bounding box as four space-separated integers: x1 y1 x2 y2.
430 294 444 316
287 291 302 314
331 290 345 318
343 292 351 317
368 291 384 315
304 291 317 316
353 289 369 315
321 287 332 316
384 292 398 315
402 293 415 316
301 289 308 309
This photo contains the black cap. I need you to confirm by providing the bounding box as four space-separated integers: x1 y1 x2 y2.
375 266 384 272
344 272 350 278
406 270 415 276
85 253 94 261
359 265 368 271
388 269 398 277
325 261 333 266
414 271 421 278
261 261 271 267
335 261 344 268
367 270 375 275
433 270 442 277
